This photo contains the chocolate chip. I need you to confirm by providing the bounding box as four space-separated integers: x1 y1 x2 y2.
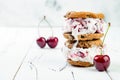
86 15 91 18
84 27 88 29
81 35 85 38
88 21 90 23
73 40 77 43
82 18 86 19
95 23 97 26
65 32 72 34
84 21 87 24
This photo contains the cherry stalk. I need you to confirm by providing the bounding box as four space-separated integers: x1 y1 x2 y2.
37 16 53 37
102 22 111 46
100 22 111 55
37 16 45 37
43 16 54 37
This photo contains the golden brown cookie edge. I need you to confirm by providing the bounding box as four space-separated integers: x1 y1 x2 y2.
65 39 103 49
63 32 104 41
64 11 104 19
67 59 93 67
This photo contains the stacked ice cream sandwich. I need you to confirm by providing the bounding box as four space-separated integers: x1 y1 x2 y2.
63 11 106 67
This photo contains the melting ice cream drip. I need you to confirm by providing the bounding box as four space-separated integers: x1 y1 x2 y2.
72 33 78 50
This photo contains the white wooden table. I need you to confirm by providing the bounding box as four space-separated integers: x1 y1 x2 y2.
0 26 120 80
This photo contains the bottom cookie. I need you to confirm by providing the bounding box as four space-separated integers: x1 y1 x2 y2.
67 59 93 67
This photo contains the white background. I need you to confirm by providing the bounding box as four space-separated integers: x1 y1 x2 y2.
0 0 120 27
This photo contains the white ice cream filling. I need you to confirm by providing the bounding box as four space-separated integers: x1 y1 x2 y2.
63 46 102 64
64 18 106 35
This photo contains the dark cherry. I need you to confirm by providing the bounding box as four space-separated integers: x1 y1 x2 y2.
36 37 46 48
94 55 110 71
78 28 81 32
73 26 77 29
47 37 58 48
77 51 85 58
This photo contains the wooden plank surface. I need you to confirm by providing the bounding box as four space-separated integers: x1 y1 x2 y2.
0 27 120 80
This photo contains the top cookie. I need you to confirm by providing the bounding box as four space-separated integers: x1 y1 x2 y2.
64 11 104 19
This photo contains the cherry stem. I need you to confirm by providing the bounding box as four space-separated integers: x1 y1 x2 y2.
101 22 111 55
38 16 53 37
38 16 45 37
44 16 53 37
100 47 102 55
102 22 111 45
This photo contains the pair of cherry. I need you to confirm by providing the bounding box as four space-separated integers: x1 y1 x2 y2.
37 37 58 48
36 16 58 48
